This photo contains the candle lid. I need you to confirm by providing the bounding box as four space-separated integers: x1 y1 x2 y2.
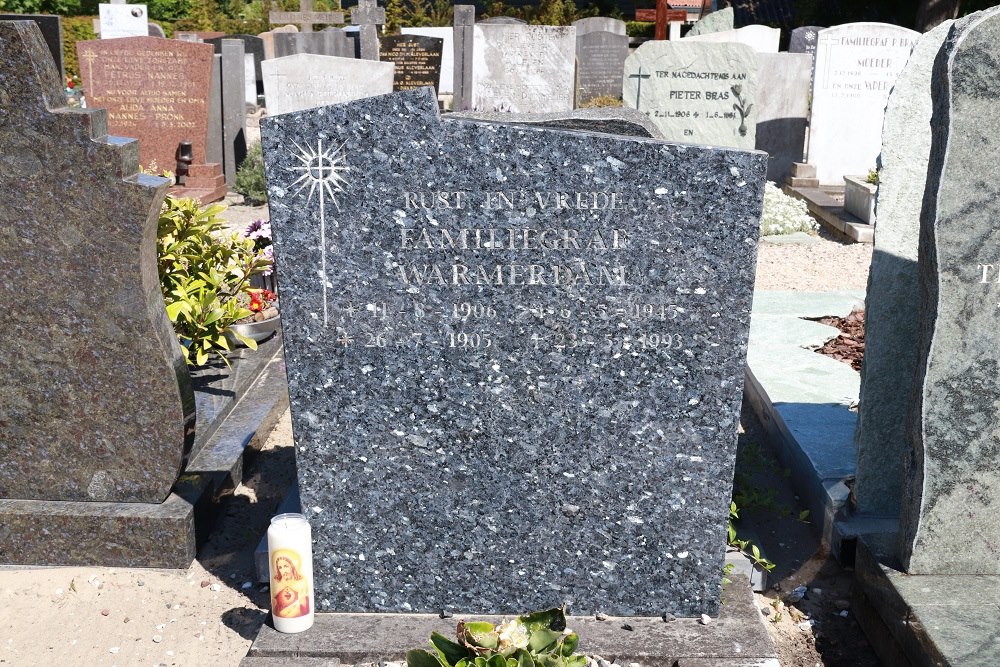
271 512 309 526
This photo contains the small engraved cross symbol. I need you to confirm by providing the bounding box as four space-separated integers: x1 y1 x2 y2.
629 66 651 110
337 332 353 346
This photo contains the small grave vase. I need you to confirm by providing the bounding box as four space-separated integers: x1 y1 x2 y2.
225 313 280 347
843 174 877 224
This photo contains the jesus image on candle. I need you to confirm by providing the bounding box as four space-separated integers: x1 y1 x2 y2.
271 548 311 618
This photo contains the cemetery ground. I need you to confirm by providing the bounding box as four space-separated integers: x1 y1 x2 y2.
0 208 874 667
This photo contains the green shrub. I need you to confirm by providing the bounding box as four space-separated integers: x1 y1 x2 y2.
866 168 879 185
157 195 271 366
626 20 653 38
61 15 96 80
760 182 818 236
235 141 268 205
407 608 587 667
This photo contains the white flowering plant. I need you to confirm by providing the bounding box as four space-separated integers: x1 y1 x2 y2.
759 182 819 236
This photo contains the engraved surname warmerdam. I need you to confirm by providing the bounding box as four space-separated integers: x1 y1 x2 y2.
288 138 349 326
398 190 629 287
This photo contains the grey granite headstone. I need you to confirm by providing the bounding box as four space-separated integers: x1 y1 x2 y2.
261 53 393 115
789 26 823 57
686 7 733 37
572 16 627 37
148 21 166 38
471 24 576 112
808 23 919 185
624 41 758 149
576 30 629 105
479 16 526 24
452 5 475 110
898 8 1000 574
0 14 63 80
683 25 780 54
853 21 952 520
259 87 766 616
351 0 385 61
0 21 193 503
220 39 248 185
754 52 811 182
207 34 265 84
379 34 443 92
274 30 355 58
450 107 664 139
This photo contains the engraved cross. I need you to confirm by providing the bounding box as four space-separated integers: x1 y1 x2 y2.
629 66 651 111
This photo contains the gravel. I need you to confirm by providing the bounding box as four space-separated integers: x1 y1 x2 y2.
755 229 872 292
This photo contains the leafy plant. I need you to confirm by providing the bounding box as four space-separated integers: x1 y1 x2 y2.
865 168 879 186
728 502 776 573
578 95 623 108
235 141 268 206
157 195 271 366
407 608 587 667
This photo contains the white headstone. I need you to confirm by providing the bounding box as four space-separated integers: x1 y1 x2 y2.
808 23 919 185
623 41 758 149
471 24 576 112
683 25 780 53
98 3 149 39
401 26 454 94
261 53 394 116
245 52 258 105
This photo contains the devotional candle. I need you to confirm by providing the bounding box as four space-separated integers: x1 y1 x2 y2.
267 513 314 633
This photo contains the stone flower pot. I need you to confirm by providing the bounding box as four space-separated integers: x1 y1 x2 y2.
844 175 877 224
225 314 280 347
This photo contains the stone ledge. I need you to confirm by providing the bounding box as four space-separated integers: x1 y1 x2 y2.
244 576 775 667
781 184 874 244
0 338 288 568
853 540 1000 667
744 291 866 557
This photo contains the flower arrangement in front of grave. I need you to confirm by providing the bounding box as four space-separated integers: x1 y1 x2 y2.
157 195 272 366
759 182 819 236
406 607 588 667
234 288 278 324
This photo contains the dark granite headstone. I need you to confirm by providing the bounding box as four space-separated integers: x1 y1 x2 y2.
0 21 193 503
0 14 63 79
379 34 443 92
207 34 265 84
899 7 1000 575
260 87 765 616
788 26 823 57
576 30 629 105
274 30 356 58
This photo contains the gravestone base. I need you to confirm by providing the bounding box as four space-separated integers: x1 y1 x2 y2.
781 184 874 244
173 162 228 203
852 539 1000 667
243 575 777 667
0 338 288 569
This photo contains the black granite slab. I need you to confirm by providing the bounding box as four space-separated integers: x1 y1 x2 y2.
379 34 443 92
260 87 765 616
0 21 194 504
246 576 776 666
0 14 63 79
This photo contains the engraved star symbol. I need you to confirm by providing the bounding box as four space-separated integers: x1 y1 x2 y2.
343 302 358 317
337 333 353 347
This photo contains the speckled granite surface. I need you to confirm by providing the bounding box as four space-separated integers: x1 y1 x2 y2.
0 21 194 503
261 88 765 616
449 107 663 139
899 7 1000 574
